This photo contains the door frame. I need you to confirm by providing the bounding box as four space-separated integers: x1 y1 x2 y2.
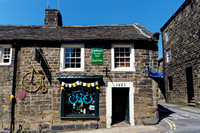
106 82 135 128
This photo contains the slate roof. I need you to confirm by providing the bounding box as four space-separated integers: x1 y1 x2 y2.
0 23 155 42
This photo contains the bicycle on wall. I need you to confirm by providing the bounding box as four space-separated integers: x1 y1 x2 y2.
21 65 47 93
68 92 93 104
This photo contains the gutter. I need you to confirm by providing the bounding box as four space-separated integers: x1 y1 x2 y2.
10 43 19 133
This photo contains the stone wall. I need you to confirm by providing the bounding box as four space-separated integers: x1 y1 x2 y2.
0 41 159 132
162 0 200 105
0 46 15 132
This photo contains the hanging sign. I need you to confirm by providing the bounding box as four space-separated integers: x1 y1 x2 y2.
91 48 103 64
34 48 40 63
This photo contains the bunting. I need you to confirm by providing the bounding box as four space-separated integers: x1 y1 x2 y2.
60 80 100 90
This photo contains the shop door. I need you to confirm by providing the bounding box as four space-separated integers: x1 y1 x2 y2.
112 88 129 125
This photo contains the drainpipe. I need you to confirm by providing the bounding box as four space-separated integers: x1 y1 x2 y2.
10 43 18 133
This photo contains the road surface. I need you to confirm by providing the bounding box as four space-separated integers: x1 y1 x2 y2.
158 103 200 133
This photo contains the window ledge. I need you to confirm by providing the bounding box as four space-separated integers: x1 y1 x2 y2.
0 63 11 66
61 115 99 119
60 68 84 72
112 68 135 72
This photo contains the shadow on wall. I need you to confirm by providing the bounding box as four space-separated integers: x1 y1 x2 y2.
150 76 166 100
35 48 52 85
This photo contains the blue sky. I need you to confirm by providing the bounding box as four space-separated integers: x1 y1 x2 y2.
0 0 185 58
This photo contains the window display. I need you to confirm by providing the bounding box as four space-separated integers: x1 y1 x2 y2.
66 86 96 116
60 80 99 118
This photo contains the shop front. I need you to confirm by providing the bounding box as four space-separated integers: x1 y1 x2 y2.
57 75 103 119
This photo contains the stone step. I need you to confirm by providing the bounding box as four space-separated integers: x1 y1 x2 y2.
188 102 196 106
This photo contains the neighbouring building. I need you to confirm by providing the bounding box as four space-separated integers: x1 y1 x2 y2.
161 0 200 106
0 9 160 132
157 57 165 100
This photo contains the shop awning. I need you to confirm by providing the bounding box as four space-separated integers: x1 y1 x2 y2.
57 75 103 80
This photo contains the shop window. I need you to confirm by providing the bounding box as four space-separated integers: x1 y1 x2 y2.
167 76 173 91
60 44 84 71
0 45 12 65
60 80 100 119
111 44 135 71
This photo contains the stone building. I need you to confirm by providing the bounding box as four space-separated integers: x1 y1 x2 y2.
161 0 200 106
0 9 160 132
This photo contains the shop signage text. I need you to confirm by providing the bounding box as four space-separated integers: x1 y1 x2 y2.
115 83 127 87
91 48 103 64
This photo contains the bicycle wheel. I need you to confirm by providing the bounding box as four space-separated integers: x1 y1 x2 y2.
21 72 42 92
83 95 93 104
69 95 78 104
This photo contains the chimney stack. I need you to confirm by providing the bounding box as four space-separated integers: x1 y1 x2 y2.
44 9 62 27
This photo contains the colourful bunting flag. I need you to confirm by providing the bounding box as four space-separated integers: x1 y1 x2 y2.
72 83 76 87
96 86 100 90
87 83 91 88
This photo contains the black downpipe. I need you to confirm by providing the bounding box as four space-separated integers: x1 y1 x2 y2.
10 44 19 133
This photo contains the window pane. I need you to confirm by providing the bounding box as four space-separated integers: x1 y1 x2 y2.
65 64 70 68
120 53 125 57
115 63 120 67
115 58 119 63
115 53 119 57
65 53 70 57
126 63 130 67
64 46 82 69
65 86 96 116
75 48 80 53
120 62 125 67
65 48 71 53
114 47 131 68
76 63 80 68
125 53 130 57
71 52 76 57
76 53 80 57
120 58 124 62
71 59 75 63
2 47 11 63
65 59 70 64
115 48 120 52
120 48 124 52
76 59 81 63
3 59 9 63
125 48 129 53
125 58 130 63
71 63 75 68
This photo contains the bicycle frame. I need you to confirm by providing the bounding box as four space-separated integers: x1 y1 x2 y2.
69 93 92 104
21 66 47 93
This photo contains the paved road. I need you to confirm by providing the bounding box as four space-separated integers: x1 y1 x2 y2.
158 103 200 133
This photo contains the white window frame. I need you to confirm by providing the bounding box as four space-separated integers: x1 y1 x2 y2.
60 44 84 72
166 48 171 63
111 44 135 72
165 30 169 42
0 45 12 65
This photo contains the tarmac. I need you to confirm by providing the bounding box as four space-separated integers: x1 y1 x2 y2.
64 102 200 133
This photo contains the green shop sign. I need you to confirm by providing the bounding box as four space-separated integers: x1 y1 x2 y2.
91 48 103 64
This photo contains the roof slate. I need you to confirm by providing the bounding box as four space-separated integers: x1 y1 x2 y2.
0 23 154 42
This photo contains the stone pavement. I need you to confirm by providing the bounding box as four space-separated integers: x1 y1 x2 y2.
64 125 160 133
